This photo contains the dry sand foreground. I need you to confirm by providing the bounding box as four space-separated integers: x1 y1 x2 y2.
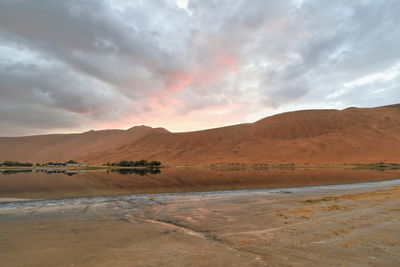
1 180 400 266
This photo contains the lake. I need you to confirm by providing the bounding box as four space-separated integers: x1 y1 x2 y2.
1 167 399 201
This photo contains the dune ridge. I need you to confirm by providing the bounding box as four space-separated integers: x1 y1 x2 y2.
0 104 399 164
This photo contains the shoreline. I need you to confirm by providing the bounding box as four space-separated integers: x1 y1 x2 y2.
2 177 400 208
1 167 400 203
1 162 399 171
1 176 399 266
0 165 164 171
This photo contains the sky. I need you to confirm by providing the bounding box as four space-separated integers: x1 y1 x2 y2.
0 0 399 136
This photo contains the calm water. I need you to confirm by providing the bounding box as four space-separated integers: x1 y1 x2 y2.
0 167 399 200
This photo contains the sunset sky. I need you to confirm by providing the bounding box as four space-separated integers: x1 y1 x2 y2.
0 0 399 136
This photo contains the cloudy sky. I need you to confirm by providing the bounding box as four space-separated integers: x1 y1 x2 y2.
0 0 399 136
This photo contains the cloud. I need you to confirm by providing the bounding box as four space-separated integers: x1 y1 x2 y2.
0 0 399 135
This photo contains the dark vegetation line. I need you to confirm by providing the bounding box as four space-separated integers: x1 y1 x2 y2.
0 161 33 167
105 160 162 168
0 159 163 168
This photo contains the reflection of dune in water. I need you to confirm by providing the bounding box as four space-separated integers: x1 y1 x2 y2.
2 177 400 212
0 167 399 201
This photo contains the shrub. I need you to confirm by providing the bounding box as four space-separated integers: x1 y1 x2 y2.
1 161 33 167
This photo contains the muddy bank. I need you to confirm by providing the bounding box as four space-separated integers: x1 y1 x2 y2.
1 180 400 266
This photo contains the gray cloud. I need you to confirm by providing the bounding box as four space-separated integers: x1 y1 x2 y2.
0 0 399 135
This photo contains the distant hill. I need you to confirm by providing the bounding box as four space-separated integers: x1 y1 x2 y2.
1 104 399 165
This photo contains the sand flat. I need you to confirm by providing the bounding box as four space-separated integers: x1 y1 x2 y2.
1 180 400 266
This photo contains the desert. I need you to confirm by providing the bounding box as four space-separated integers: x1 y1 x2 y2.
1 0 400 266
1 178 400 266
1 104 400 266
0 104 399 266
0 104 399 165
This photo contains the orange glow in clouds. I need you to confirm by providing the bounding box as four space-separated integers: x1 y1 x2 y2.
93 53 240 132
165 54 238 92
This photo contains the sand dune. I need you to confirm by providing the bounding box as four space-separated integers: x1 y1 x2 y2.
0 104 399 164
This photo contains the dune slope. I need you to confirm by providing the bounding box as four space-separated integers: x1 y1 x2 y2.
0 104 399 164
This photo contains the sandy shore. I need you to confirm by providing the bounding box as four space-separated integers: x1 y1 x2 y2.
1 180 400 266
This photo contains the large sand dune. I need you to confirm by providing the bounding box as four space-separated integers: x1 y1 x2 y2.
1 104 399 164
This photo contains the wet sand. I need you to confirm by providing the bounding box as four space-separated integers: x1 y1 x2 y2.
1 180 400 266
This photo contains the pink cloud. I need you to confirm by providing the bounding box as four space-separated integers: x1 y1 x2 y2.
165 72 193 92
162 52 238 93
90 52 243 132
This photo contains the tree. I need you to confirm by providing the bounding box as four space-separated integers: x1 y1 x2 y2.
135 159 148 166
149 161 161 167
119 160 131 167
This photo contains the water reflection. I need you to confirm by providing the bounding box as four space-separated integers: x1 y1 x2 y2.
112 168 161 175
0 167 399 200
38 169 81 176
0 169 33 175
0 168 162 177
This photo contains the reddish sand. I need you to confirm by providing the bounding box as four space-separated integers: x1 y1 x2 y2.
1 181 400 266
0 104 399 164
